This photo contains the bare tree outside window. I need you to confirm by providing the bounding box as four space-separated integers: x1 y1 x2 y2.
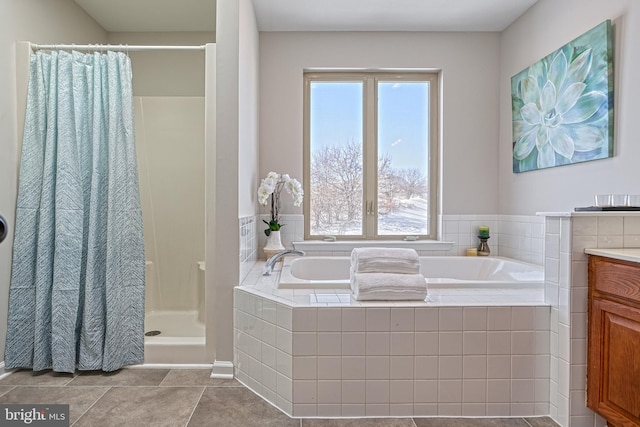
309 141 428 235
310 141 363 235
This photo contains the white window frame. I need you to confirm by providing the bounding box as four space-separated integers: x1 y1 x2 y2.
303 72 439 240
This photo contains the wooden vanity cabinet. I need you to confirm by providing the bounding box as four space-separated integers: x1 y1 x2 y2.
588 255 640 427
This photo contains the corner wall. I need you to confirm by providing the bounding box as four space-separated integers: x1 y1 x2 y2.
498 0 640 214
214 0 240 372
214 0 260 374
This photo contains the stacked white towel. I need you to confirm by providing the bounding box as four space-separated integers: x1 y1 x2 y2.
350 248 427 301
350 247 420 275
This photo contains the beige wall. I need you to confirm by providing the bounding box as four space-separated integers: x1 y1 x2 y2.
238 0 260 218
258 31 501 216
107 32 214 96
498 0 640 214
0 0 106 364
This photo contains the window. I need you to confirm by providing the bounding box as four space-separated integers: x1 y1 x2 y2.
303 72 439 240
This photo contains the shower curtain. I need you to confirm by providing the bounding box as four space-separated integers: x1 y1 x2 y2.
4 50 145 373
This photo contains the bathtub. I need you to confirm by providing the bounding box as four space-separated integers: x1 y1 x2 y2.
278 255 544 290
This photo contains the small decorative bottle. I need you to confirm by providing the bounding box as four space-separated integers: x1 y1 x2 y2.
478 226 491 256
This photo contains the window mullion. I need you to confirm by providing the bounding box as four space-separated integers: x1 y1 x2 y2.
363 76 377 239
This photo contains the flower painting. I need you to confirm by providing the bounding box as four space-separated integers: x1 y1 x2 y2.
511 20 613 173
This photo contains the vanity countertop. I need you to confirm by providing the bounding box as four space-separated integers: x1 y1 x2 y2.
585 248 640 264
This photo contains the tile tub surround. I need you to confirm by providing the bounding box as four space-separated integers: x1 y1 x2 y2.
234 262 551 418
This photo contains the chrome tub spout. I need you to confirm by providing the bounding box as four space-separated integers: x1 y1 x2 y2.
262 250 305 276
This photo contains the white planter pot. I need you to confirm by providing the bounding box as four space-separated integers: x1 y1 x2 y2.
263 230 285 259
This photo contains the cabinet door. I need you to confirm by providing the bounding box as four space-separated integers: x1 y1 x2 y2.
588 297 640 426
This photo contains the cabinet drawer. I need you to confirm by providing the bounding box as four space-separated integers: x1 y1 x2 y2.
590 256 640 303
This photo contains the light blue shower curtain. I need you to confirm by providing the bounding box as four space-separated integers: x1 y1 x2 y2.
4 50 145 373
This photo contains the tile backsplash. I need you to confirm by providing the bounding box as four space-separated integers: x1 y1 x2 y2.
498 215 545 265
255 214 544 265
240 216 257 282
257 214 304 257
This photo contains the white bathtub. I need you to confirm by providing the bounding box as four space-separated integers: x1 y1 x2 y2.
278 256 544 290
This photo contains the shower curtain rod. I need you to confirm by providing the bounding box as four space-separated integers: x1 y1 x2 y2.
31 44 206 52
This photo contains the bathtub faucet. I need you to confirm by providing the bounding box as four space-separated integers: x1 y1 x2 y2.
263 250 306 276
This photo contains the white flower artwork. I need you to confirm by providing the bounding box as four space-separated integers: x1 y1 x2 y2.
511 20 614 173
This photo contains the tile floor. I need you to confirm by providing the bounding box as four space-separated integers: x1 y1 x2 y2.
0 369 560 427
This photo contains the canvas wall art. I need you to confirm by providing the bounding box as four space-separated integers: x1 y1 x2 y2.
511 20 614 173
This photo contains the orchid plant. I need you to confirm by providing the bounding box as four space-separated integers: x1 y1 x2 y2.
258 171 304 236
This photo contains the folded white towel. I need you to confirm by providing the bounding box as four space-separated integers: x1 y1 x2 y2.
351 248 420 274
353 289 428 301
351 272 428 301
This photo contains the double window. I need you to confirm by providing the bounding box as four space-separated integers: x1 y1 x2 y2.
303 72 439 240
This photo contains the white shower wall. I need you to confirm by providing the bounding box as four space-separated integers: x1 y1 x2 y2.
134 96 205 313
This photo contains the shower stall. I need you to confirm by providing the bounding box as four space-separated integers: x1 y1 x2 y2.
135 96 206 364
14 42 216 366
124 43 214 365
